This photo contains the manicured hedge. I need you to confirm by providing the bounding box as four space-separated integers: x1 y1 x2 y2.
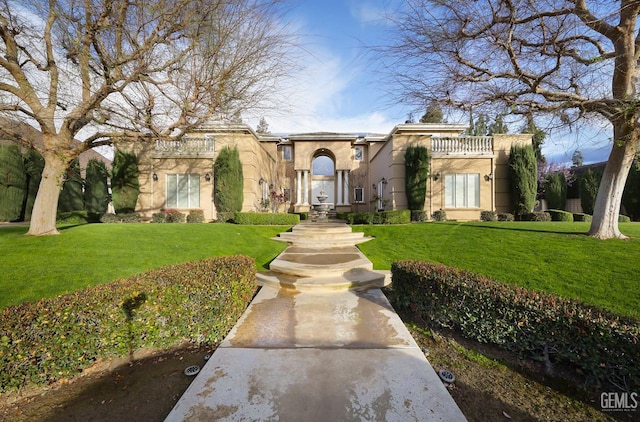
389 261 640 392
0 256 257 392
572 213 592 222
343 210 411 225
522 211 551 221
547 209 574 222
233 212 300 225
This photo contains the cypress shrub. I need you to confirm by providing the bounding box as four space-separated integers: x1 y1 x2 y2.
622 162 640 221
111 150 140 214
22 149 44 221
58 159 84 213
545 172 567 210
508 144 537 218
84 159 109 218
214 146 243 214
579 169 601 215
0 144 26 222
404 145 429 210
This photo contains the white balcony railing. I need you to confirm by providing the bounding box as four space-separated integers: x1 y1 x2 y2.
154 137 214 155
431 136 493 154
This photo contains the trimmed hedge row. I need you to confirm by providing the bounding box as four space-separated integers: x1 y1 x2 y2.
341 210 411 225
233 212 300 225
547 209 574 222
389 261 639 392
0 256 257 392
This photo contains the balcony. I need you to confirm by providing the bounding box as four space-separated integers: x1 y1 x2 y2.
431 136 493 155
154 137 215 157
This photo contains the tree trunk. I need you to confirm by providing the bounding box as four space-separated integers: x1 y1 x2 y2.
26 151 67 236
588 128 639 239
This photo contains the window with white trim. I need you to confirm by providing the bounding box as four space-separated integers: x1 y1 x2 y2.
354 146 364 161
166 174 200 208
444 174 480 208
353 187 364 203
282 145 292 161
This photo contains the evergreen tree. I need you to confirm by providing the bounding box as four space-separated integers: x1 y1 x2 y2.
473 114 488 136
57 159 84 213
545 172 567 210
256 117 270 134
404 145 429 210
0 144 27 222
521 115 546 163
571 150 584 167
214 146 243 214
111 150 140 214
22 149 44 221
84 159 109 217
488 114 508 135
580 168 602 215
419 102 443 123
509 144 537 217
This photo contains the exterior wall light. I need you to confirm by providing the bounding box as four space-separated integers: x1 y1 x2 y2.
485 173 494 181
259 178 266 185
152 173 158 182
433 172 440 181
205 173 211 182
381 177 388 185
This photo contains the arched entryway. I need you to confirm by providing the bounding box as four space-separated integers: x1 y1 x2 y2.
311 152 335 207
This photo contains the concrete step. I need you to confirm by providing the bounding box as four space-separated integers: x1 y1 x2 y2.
268 249 374 277
256 269 390 292
272 234 372 248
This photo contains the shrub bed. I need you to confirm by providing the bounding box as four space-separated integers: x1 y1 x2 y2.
522 211 551 221
547 209 574 222
410 210 427 222
388 261 640 392
432 210 446 221
498 212 514 221
480 210 497 222
186 209 205 223
572 213 592 222
0 256 257 392
342 210 411 225
100 212 141 223
233 212 300 225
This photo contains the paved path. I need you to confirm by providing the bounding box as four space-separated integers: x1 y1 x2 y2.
165 222 466 421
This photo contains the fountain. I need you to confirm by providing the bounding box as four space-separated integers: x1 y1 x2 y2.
314 190 332 222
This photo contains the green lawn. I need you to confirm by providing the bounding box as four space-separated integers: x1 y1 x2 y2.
1 221 638 318
353 222 640 318
0 224 287 309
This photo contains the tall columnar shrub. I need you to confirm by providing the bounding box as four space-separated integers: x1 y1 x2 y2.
508 144 537 218
404 145 429 210
84 159 109 217
545 172 567 210
622 162 640 221
579 168 602 215
0 144 26 222
214 146 243 214
22 149 44 221
57 159 84 213
111 150 140 214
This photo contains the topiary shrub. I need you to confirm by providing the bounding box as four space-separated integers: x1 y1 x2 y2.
165 209 185 223
111 150 140 214
388 260 640 394
215 212 235 223
480 210 497 221
411 210 427 222
522 211 551 221
151 212 167 223
622 162 640 221
432 210 447 221
509 144 537 218
545 172 567 210
0 144 26 222
214 146 243 215
619 215 631 223
498 213 514 222
84 159 109 217
405 145 429 211
572 213 592 222
547 209 574 222
187 209 205 223
22 149 44 221
0 256 257 392
58 159 85 214
233 212 299 225
580 168 602 216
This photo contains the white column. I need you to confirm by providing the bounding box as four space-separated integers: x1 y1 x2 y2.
336 170 343 205
296 170 302 205
303 170 309 205
343 171 350 205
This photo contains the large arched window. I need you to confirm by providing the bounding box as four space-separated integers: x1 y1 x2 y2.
312 155 334 176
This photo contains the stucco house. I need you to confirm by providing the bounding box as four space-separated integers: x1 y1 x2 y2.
127 121 532 221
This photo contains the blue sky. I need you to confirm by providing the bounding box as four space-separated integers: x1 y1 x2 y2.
245 0 613 165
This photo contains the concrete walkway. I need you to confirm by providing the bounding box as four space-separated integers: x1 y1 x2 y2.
165 222 466 421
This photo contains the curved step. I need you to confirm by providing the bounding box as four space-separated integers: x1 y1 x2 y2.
256 269 390 292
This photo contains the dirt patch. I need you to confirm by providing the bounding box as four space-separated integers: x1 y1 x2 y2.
0 344 213 422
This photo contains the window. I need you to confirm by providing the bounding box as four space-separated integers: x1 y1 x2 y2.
445 174 479 208
312 155 334 176
353 187 364 203
166 174 200 208
282 145 292 161
354 146 364 161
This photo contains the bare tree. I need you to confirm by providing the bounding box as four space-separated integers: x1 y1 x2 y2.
380 0 640 239
0 0 297 235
